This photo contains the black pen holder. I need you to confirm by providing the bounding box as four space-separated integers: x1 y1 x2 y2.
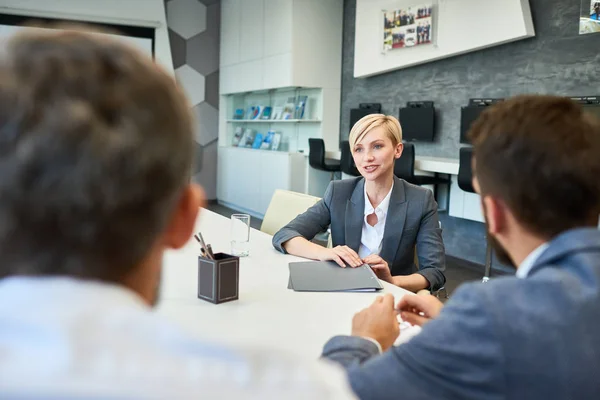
197 252 239 304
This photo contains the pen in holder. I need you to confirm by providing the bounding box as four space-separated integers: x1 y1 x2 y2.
197 252 239 304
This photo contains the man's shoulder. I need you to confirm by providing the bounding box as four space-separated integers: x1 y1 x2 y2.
448 260 600 325
1 307 356 399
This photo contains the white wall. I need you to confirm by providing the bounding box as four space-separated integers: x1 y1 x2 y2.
354 0 534 78
0 0 173 72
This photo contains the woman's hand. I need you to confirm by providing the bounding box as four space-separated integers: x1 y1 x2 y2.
363 254 393 283
319 246 363 268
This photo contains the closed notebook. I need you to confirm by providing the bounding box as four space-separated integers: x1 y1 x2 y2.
288 261 383 292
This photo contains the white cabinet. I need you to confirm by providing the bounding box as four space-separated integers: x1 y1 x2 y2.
448 178 484 223
263 0 293 57
239 0 264 63
217 147 260 212
237 59 263 93
217 147 306 217
220 0 241 67
262 53 292 89
219 0 343 93
218 0 343 214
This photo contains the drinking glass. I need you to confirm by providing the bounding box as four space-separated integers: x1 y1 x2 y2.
230 214 250 257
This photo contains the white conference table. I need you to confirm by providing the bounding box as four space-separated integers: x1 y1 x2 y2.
156 209 417 361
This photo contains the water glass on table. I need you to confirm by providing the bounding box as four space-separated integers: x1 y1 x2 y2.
231 213 250 257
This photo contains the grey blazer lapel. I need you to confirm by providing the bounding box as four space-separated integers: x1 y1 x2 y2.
380 178 408 264
345 179 365 252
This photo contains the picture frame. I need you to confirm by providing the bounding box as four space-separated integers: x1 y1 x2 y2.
382 2 435 52
579 0 600 35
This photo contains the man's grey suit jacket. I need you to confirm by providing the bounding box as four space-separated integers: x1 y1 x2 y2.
322 228 600 400
272 176 446 290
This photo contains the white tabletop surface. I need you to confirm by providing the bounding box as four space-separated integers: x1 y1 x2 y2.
156 209 418 361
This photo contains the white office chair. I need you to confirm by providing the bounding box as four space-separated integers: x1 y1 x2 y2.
260 189 321 236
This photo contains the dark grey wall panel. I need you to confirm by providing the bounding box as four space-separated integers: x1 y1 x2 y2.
341 0 599 158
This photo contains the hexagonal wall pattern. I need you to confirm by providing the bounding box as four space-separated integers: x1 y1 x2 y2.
165 0 220 200
187 30 219 75
168 29 186 69
175 65 205 106
193 102 219 146
167 0 207 39
204 71 219 108
204 1 220 38
193 141 218 200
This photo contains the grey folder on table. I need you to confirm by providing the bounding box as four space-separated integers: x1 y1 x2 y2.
287 261 384 292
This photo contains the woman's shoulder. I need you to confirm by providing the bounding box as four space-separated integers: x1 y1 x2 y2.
327 177 364 200
395 177 434 201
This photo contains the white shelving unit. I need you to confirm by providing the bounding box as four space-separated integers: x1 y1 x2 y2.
217 0 343 217
226 119 322 123
220 86 333 154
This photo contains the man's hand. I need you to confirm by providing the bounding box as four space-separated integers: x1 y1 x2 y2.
351 294 400 352
396 294 444 326
319 246 362 267
362 254 392 283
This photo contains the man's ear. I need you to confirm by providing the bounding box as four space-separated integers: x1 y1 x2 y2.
482 195 506 236
163 183 205 249
394 142 404 159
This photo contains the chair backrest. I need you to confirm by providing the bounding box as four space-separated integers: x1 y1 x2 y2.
394 142 415 181
308 138 326 169
458 147 475 193
340 140 360 176
260 189 321 235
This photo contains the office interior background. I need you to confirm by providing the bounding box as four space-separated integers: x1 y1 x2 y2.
1 0 596 292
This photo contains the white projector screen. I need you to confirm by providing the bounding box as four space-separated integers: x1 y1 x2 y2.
0 13 154 57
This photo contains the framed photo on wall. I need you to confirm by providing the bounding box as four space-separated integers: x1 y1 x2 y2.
579 0 600 34
382 2 435 52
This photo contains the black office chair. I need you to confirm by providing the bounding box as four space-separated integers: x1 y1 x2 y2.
340 141 360 177
308 139 341 179
458 147 492 283
394 143 449 196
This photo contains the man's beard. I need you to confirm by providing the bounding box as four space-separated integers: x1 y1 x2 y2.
481 201 516 269
487 234 515 268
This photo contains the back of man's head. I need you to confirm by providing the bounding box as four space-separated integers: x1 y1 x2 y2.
469 95 600 239
0 29 194 282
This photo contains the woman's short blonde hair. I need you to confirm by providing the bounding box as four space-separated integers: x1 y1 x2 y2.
348 114 402 150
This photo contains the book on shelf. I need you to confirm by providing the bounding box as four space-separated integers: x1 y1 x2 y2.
271 132 282 151
295 95 308 119
271 106 283 120
261 106 272 120
239 128 255 147
233 108 245 120
232 126 244 146
252 133 264 149
246 106 255 120
282 97 296 120
260 130 275 149
251 106 263 120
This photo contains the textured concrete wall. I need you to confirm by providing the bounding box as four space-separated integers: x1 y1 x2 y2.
165 0 220 200
342 0 599 272
341 0 600 158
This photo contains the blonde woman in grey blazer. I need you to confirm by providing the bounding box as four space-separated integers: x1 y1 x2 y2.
273 114 445 292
